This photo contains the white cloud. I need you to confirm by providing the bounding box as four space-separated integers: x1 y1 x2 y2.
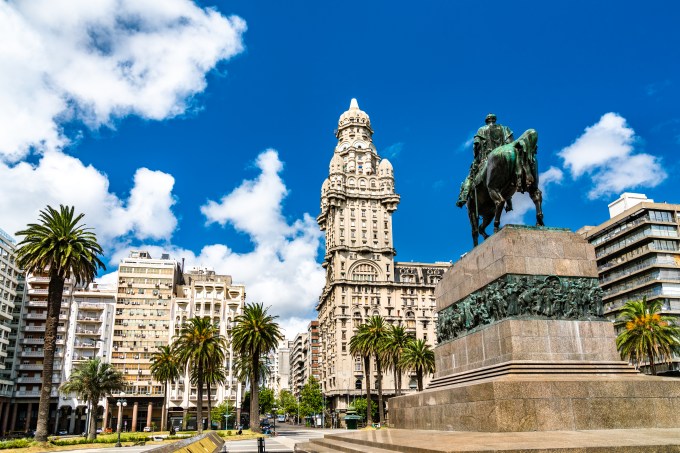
0 151 177 244
502 166 563 225
558 113 666 199
0 0 246 161
109 150 326 338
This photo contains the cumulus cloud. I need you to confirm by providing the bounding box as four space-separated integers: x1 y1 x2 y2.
109 150 326 338
0 151 177 243
558 113 666 199
502 166 563 225
0 0 246 161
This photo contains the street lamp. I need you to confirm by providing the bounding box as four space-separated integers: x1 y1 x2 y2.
115 398 127 447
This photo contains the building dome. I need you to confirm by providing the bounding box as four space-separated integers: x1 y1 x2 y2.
378 158 393 177
321 178 330 194
337 98 372 133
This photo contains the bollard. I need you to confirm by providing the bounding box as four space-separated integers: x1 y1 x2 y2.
257 436 265 453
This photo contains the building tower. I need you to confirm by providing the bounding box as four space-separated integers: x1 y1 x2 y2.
580 193 680 374
316 100 449 417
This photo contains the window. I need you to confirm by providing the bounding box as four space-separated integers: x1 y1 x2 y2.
355 379 363 389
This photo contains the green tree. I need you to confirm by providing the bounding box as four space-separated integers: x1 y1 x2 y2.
399 338 435 391
383 325 410 396
277 390 297 419
60 358 124 440
193 360 227 429
349 315 388 423
16 205 105 442
211 400 235 429
299 376 323 420
172 317 227 434
349 397 377 423
232 303 283 432
259 387 275 415
150 345 180 431
616 298 680 374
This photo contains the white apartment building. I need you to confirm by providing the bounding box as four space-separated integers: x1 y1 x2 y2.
0 228 19 423
168 267 245 430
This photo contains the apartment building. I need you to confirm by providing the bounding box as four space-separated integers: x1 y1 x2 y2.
55 283 116 434
0 228 19 423
167 267 245 430
109 251 182 432
580 193 680 373
275 340 292 395
290 332 308 397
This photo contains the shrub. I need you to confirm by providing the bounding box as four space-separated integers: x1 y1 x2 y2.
226 430 232 436
0 439 32 450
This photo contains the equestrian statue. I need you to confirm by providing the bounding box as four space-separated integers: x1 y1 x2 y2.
456 114 544 246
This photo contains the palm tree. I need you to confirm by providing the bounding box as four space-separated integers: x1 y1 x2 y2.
60 358 124 440
194 360 227 430
15 205 105 441
350 315 389 424
172 317 227 434
399 338 435 391
232 303 283 432
383 325 410 396
616 298 680 375
150 345 180 431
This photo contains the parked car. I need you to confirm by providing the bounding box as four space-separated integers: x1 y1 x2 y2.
143 427 152 432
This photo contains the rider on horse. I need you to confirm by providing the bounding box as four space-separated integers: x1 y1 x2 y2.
456 113 514 209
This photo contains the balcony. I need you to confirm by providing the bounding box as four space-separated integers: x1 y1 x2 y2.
72 355 95 361
74 342 98 349
15 389 59 397
18 364 43 371
76 316 103 323
19 350 43 357
21 338 45 345
24 325 46 332
16 377 55 384
75 329 101 336
26 301 48 308
24 313 47 320
78 303 104 310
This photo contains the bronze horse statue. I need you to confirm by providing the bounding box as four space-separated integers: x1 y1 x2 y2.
466 129 544 246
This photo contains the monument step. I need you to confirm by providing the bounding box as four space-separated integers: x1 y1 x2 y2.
298 428 680 452
295 437 397 453
428 360 638 389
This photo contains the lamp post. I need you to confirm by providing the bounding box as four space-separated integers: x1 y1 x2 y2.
296 396 300 426
115 398 127 447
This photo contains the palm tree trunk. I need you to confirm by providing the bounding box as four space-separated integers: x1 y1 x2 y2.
376 356 384 424
206 381 212 430
364 356 372 425
161 381 167 431
250 346 260 432
416 366 423 392
648 346 657 375
393 368 399 397
34 272 64 442
88 400 97 441
196 364 203 435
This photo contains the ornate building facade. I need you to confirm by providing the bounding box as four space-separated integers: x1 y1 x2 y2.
316 100 450 415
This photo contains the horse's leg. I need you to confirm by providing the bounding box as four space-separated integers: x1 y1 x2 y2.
479 214 493 239
530 186 544 226
467 201 479 246
487 188 506 233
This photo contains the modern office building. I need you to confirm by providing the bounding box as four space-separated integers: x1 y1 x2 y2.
167 267 245 430
316 99 450 415
580 193 680 373
109 251 182 432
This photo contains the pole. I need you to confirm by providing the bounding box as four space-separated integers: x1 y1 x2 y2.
115 399 126 448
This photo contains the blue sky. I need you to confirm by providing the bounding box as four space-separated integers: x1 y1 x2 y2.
1 0 678 336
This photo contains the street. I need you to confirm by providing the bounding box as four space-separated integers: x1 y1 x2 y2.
223 423 335 452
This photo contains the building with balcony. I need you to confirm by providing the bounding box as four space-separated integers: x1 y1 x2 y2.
56 283 116 434
109 251 182 432
579 193 680 373
0 227 20 427
316 100 450 416
290 332 308 397
167 267 245 431
5 266 75 434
